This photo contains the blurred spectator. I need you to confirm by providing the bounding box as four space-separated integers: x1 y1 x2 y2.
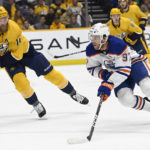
111 0 118 8
50 15 66 29
77 7 93 27
128 0 137 5
15 0 30 16
60 9 73 27
68 14 80 28
68 0 83 15
27 0 37 7
34 0 49 15
22 19 35 30
50 0 67 16
141 0 150 14
12 9 25 29
45 0 53 5
26 7 40 25
64 0 72 6
148 14 150 25
34 15 49 29
45 7 55 26
4 0 16 18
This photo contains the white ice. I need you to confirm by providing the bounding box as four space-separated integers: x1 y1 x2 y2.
0 65 150 150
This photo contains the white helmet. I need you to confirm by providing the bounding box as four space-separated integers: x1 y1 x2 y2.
88 23 110 49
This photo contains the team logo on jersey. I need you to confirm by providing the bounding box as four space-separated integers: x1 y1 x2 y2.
104 60 115 69
9 66 16 72
0 43 8 56
0 39 9 56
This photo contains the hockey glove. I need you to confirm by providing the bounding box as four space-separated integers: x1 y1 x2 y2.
139 19 147 31
97 81 114 102
1 52 19 68
124 36 137 45
139 24 145 31
99 69 112 81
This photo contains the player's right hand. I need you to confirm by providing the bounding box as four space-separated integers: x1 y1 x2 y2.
97 81 114 102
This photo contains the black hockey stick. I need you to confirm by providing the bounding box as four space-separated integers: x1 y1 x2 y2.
67 92 105 144
47 36 89 59
70 36 89 44
48 50 86 58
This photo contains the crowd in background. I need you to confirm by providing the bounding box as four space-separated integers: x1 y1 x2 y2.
3 0 93 30
97 0 150 25
2 0 150 31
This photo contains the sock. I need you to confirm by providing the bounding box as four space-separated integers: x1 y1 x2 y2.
25 92 39 105
132 96 150 111
60 81 75 95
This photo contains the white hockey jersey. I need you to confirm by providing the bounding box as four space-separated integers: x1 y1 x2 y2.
86 35 147 88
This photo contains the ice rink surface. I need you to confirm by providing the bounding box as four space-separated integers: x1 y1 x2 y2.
0 64 150 150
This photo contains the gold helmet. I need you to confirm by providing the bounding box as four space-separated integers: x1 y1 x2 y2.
110 8 121 15
0 6 8 18
118 0 128 3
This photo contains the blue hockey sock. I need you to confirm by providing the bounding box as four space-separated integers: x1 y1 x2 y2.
25 92 39 105
60 81 75 95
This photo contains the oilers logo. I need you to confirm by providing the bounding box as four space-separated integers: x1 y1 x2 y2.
104 60 115 69
0 42 9 56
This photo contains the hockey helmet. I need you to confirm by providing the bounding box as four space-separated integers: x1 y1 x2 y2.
110 8 121 15
0 6 8 18
88 23 110 49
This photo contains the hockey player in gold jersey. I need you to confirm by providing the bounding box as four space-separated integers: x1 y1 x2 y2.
0 6 89 118
119 0 148 29
107 8 150 62
119 0 150 58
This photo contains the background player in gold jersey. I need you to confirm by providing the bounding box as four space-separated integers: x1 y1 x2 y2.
0 6 89 118
107 8 150 62
119 0 148 29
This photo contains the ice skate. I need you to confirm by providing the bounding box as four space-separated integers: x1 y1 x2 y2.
71 92 89 105
33 101 46 118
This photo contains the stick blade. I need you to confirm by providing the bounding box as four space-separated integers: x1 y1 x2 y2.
67 137 89 144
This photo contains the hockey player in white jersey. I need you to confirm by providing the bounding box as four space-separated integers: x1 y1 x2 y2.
86 23 150 111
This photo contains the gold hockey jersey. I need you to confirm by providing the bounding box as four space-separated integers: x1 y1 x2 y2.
120 5 147 26
107 17 142 39
0 20 29 60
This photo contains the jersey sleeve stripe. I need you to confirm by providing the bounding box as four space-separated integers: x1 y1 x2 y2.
118 69 131 73
131 55 147 64
143 61 150 73
116 71 129 77
115 66 131 69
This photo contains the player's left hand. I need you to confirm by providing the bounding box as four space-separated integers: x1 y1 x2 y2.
97 81 114 102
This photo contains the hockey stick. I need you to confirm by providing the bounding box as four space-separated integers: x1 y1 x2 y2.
47 36 89 59
47 50 86 59
70 36 89 44
67 92 105 144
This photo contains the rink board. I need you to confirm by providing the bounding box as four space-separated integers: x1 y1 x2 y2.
23 27 150 66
